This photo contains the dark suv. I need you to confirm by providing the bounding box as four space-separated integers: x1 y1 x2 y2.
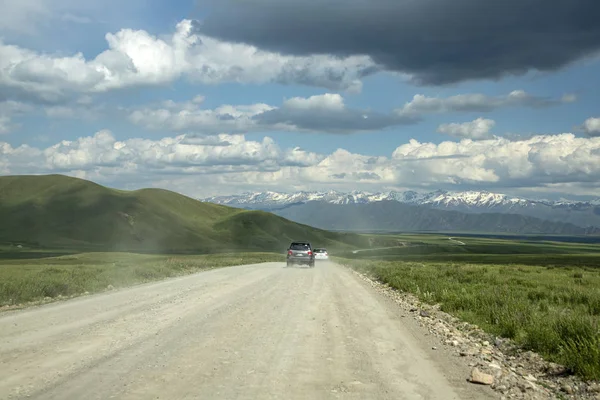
286 241 315 268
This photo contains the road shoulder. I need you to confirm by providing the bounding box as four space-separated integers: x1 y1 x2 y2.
328 262 499 399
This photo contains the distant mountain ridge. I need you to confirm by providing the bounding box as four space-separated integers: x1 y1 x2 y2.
268 201 600 235
201 190 600 230
202 189 600 208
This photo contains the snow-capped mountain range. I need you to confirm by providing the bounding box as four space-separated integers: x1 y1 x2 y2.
201 190 600 228
203 189 599 209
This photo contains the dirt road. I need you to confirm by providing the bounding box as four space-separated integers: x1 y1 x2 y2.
0 262 496 400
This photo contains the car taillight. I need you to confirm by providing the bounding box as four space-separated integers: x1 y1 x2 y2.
308 251 313 256
288 250 293 255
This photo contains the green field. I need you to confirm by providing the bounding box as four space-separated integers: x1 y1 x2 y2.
338 234 600 380
339 234 600 268
0 252 285 307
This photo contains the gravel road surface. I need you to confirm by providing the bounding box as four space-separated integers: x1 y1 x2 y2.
0 261 496 399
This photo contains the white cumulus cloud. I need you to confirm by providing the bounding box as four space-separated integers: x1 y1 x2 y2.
583 117 600 137
1 130 599 197
1 130 324 179
283 93 345 111
128 93 416 134
437 118 495 140
128 99 276 134
0 19 376 105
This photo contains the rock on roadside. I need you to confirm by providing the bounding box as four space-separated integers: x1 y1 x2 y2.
470 368 494 385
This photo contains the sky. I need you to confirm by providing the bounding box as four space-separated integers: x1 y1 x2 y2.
1 0 599 200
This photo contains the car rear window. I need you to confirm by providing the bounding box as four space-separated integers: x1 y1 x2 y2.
290 243 310 250
314 249 327 253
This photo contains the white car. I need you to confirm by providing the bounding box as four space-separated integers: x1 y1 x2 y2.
314 248 329 260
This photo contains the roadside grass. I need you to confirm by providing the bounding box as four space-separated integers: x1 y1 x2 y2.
342 253 600 268
360 232 600 245
342 258 600 380
0 252 284 307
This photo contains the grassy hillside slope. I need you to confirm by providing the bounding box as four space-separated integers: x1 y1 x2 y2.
0 175 373 253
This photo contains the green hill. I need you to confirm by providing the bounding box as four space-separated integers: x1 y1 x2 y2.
0 175 372 253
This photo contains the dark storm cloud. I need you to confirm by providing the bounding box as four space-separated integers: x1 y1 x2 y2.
196 0 600 85
273 61 381 91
